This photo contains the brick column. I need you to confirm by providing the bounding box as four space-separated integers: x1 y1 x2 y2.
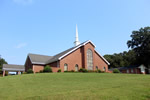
3 70 5 77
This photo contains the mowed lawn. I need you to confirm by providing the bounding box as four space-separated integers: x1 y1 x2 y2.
0 73 150 100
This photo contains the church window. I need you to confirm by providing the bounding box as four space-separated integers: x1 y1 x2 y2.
87 49 93 70
103 67 106 72
75 64 79 71
96 66 98 70
64 63 68 71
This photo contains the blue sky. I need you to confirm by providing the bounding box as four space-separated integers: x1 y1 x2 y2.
0 0 150 65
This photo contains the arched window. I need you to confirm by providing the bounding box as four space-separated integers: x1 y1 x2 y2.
75 64 79 72
96 66 98 70
103 67 106 72
64 63 68 71
87 49 93 70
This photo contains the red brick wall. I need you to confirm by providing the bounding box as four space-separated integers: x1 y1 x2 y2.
33 65 44 73
83 42 95 70
25 56 33 72
48 61 60 72
27 42 109 73
94 51 108 72
60 46 83 72
59 42 108 72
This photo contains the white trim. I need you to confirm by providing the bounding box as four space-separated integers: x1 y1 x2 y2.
59 43 83 60
95 50 110 65
2 68 25 71
32 62 45 65
83 40 96 47
59 40 96 60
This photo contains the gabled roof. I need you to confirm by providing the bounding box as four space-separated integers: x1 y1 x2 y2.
3 64 25 71
28 53 53 65
27 40 110 65
109 64 146 71
119 64 146 70
46 40 110 65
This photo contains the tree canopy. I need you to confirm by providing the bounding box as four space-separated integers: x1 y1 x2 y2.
104 26 150 68
104 50 137 68
0 57 7 69
127 27 150 67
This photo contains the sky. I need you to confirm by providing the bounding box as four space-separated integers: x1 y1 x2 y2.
0 0 150 65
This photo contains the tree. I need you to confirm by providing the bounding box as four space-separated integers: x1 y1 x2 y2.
0 57 7 69
127 27 150 67
104 50 136 68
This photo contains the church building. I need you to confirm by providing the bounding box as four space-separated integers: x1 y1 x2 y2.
25 25 110 73
3 25 110 76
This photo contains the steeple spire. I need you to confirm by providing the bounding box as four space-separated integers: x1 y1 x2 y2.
74 24 80 46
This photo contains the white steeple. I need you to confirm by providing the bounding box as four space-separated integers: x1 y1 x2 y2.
74 24 80 46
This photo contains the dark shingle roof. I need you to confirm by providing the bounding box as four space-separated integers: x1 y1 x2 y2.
28 40 110 65
3 64 25 71
45 40 92 64
109 65 141 71
28 54 53 64
119 65 140 70
45 46 77 64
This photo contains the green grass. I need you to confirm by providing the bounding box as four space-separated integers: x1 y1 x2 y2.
0 73 150 100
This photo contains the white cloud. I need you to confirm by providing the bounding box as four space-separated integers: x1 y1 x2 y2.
15 43 27 49
13 0 33 5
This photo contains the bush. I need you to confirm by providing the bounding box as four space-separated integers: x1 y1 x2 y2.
57 69 61 73
88 70 97 73
64 70 75 73
43 65 52 73
79 68 88 73
101 71 105 73
71 70 75 72
23 72 27 74
27 69 33 74
113 69 120 73
39 70 43 73
97 69 101 73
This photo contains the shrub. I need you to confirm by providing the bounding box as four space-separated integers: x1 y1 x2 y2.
64 71 68 73
71 70 75 72
101 71 105 73
97 69 101 73
64 70 75 73
57 69 61 73
40 70 43 73
79 68 88 73
27 69 33 74
88 70 96 73
113 69 120 73
23 72 27 74
43 65 52 73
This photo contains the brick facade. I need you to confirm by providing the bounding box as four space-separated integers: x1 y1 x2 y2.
25 42 109 73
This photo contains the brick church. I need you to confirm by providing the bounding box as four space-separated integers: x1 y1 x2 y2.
3 25 110 75
25 25 110 73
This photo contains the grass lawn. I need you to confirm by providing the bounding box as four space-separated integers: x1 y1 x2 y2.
0 73 150 100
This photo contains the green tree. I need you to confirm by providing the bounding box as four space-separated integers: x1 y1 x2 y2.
0 57 7 69
104 50 136 68
127 27 150 67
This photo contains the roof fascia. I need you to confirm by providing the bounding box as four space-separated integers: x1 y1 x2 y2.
3 68 25 71
95 50 110 65
58 40 95 60
32 62 46 65
58 44 82 60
